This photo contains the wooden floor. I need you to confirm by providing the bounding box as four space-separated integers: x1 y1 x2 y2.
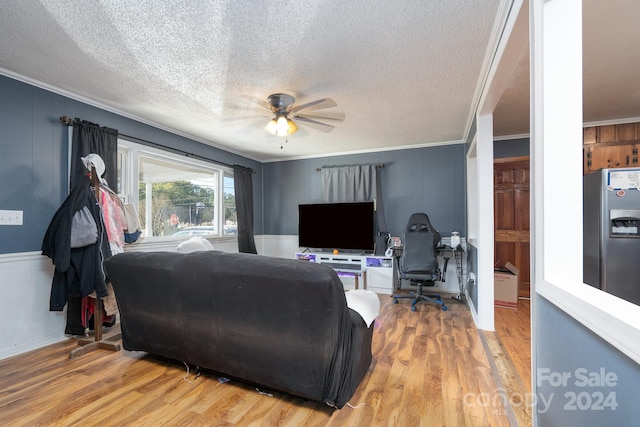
494 299 531 392
0 294 531 426
488 299 532 427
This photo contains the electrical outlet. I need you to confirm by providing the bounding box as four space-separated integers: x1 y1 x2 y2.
0 210 23 225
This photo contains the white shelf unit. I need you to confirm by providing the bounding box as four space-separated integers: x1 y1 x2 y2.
295 252 395 295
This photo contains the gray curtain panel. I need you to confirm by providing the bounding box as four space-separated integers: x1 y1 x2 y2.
321 164 387 232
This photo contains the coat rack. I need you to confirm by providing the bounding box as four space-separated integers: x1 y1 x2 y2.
69 166 121 358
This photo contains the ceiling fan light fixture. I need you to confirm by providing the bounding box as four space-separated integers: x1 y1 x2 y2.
265 118 278 135
265 113 298 137
260 92 339 138
287 118 298 135
276 115 289 136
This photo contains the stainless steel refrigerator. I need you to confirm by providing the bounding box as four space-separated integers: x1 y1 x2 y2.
583 168 640 305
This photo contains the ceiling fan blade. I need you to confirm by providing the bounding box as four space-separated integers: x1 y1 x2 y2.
294 116 335 132
295 111 345 122
240 94 273 111
291 98 337 114
220 113 270 123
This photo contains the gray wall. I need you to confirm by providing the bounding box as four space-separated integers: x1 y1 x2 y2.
536 296 640 424
262 144 467 240
0 75 262 254
494 137 529 158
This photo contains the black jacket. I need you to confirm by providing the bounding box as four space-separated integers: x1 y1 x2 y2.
42 176 111 310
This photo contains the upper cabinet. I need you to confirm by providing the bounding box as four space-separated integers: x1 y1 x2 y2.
583 122 639 174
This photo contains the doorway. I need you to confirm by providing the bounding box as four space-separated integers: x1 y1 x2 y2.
494 156 530 298
493 156 532 403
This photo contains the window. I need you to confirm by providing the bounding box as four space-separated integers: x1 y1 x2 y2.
223 172 237 235
117 139 235 239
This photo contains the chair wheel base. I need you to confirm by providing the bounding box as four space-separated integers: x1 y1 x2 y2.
391 290 448 312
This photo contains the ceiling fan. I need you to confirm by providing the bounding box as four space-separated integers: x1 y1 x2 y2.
250 93 344 137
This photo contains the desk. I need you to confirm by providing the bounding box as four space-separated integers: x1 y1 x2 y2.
437 245 465 303
391 245 466 303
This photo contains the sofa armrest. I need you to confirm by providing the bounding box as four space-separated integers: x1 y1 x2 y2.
347 307 374 392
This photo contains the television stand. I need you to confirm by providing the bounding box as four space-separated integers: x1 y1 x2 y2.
295 252 395 294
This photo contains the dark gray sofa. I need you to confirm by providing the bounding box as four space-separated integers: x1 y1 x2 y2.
103 250 374 409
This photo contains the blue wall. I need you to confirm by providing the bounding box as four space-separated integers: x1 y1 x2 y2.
262 144 468 239
536 297 640 424
1 72 472 255
0 75 262 254
495 137 529 158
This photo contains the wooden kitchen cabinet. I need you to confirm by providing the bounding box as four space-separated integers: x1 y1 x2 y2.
583 122 639 174
583 127 597 144
617 123 637 142
598 124 618 143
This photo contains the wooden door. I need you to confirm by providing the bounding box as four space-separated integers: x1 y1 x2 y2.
494 157 531 298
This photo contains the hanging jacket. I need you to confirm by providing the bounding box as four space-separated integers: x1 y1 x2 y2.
42 175 112 311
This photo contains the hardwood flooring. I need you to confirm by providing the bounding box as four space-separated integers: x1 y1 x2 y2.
490 299 532 427
494 299 531 391
0 294 530 426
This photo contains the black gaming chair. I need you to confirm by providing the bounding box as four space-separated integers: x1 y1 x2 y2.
392 213 447 311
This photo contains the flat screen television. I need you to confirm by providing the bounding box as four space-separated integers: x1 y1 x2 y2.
298 201 375 251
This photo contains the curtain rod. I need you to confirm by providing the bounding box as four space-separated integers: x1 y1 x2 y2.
59 116 255 173
315 164 384 172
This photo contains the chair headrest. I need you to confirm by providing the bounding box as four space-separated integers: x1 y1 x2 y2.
405 213 435 233
409 223 430 232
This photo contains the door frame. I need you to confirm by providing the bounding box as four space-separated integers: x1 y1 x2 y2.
494 155 531 298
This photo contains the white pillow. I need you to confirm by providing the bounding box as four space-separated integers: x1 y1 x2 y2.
176 236 215 253
345 289 380 327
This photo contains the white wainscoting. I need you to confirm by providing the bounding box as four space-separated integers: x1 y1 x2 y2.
0 237 302 360
0 252 66 360
0 239 242 360
0 235 465 359
256 235 301 259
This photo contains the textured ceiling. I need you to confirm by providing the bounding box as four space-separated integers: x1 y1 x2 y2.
0 0 502 161
1 1 639 162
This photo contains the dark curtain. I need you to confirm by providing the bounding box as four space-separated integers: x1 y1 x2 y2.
321 164 387 232
69 120 118 190
233 165 258 254
66 119 118 334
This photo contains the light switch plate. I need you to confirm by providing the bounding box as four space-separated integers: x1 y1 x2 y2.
0 210 23 225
